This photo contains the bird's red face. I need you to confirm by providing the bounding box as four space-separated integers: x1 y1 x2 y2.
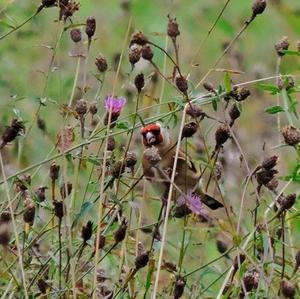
141 123 164 147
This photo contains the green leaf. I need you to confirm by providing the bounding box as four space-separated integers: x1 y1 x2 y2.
265 105 285 114
116 121 130 130
72 202 93 228
258 83 280 95
0 20 15 29
212 98 218 111
224 72 232 93
281 50 300 56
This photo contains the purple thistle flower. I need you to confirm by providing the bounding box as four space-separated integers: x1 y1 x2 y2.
177 191 203 215
104 96 126 114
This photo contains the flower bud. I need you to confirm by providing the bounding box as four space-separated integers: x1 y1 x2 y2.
53 201 64 218
75 99 88 117
125 152 137 168
50 162 60 181
229 103 240 124
60 181 72 199
182 122 198 138
130 31 148 46
252 0 267 17
280 193 296 211
281 280 296 299
89 103 98 115
215 124 230 147
186 103 204 118
167 16 180 39
173 276 186 299
135 251 149 270
262 155 278 170
129 46 141 65
23 199 35 226
107 136 116 151
81 221 93 242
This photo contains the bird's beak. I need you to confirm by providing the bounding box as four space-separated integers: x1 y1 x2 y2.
145 132 156 145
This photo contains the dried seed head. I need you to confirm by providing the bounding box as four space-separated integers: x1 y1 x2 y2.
50 162 60 181
23 199 35 225
89 103 98 115
281 280 296 299
53 201 64 218
75 99 88 117
134 73 145 93
203 81 215 92
275 36 290 56
125 152 137 168
81 221 93 242
141 44 154 61
182 122 198 138
0 212 11 224
167 16 180 39
229 103 241 123
37 279 48 294
175 76 188 93
60 181 72 199
1 119 25 148
243 270 259 292
95 55 108 72
114 218 128 244
281 125 300 146
266 177 279 191
107 136 116 151
237 88 251 101
135 251 150 270
252 0 267 17
111 161 126 179
281 193 296 211
59 1 80 21
215 124 230 147
130 31 148 46
0 229 11 246
143 147 161 166
35 186 47 202
42 0 56 7
216 238 228 254
173 276 186 299
186 103 204 118
70 28 81 43
95 234 106 250
256 168 278 186
37 117 46 132
262 155 278 170
233 254 246 270
129 46 141 65
85 16 96 39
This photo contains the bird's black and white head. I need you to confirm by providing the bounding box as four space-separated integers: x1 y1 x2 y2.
140 123 170 148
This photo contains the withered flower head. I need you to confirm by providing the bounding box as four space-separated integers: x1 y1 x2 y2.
107 136 116 151
229 103 240 124
252 0 267 17
1 119 25 149
125 152 137 168
243 269 259 292
143 147 161 166
215 124 230 147
129 46 142 65
262 155 278 170
281 280 296 299
186 103 204 118
280 193 296 211
60 181 72 199
275 36 290 56
70 28 81 43
203 81 215 92
95 55 108 72
85 16 96 39
173 276 186 299
175 76 188 93
134 73 145 93
182 122 198 138
167 15 180 39
141 44 154 61
50 162 60 181
135 251 149 270
81 221 93 242
130 31 148 46
75 99 88 117
23 199 35 226
42 0 56 7
53 201 64 218
89 103 98 115
60 1 80 21
114 218 128 244
237 87 251 101
281 125 300 146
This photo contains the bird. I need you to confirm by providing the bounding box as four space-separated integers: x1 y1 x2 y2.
140 122 224 210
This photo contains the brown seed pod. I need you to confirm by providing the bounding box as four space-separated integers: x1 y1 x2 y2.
182 122 198 138
107 136 116 151
173 276 186 299
229 103 241 124
53 201 64 218
186 103 204 118
275 36 290 57
203 81 215 92
130 31 148 46
0 119 25 149
262 155 278 170
114 218 128 244
75 99 88 117
134 73 145 93
281 125 300 146
125 152 137 168
81 221 93 242
141 44 154 61
252 0 267 17
280 193 296 211
281 280 296 299
95 234 106 250
23 199 35 226
256 168 278 186
42 0 56 7
89 103 98 115
95 55 108 73
215 124 230 147
135 251 149 270
167 16 180 39
70 28 81 43
50 162 60 181
85 16 96 39
129 46 141 65
175 76 188 93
